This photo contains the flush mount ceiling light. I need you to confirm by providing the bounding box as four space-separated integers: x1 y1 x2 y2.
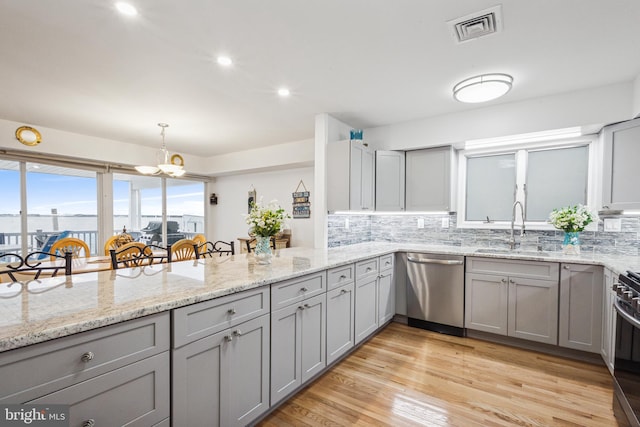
216 56 233 67
135 123 186 177
453 73 513 103
277 88 290 97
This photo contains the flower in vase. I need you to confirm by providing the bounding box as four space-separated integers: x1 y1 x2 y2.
548 204 595 232
244 198 290 237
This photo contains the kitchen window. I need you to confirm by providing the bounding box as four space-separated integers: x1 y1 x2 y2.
458 137 597 229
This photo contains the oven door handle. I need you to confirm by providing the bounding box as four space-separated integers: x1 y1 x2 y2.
615 298 640 328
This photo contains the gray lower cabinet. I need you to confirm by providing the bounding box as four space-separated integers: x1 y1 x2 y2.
601 268 617 374
378 255 395 325
172 313 270 427
355 273 379 344
465 257 559 345
326 282 355 365
271 293 326 405
29 352 169 427
559 263 603 353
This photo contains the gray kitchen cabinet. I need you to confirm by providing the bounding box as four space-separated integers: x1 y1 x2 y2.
355 258 380 344
327 140 375 211
29 352 169 427
466 257 559 345
405 146 456 212
172 313 270 427
602 117 640 210
271 293 326 405
559 263 603 353
326 282 355 365
0 312 169 405
377 254 396 325
601 268 617 374
375 150 405 211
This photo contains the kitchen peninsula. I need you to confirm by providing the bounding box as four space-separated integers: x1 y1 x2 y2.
1 243 639 426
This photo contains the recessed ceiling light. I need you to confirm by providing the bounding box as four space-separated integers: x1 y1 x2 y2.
277 88 290 97
216 56 233 67
115 2 138 16
453 73 513 103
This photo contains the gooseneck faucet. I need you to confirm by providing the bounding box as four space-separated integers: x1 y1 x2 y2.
509 201 526 250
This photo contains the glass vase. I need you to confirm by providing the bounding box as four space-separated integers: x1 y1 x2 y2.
254 235 273 265
562 231 581 255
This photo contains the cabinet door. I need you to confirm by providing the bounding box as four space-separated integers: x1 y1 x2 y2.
221 314 270 427
602 117 640 210
301 293 327 383
559 264 603 353
350 142 375 211
355 275 378 344
508 277 558 345
405 147 453 211
270 303 302 405
173 315 270 427
377 269 395 325
326 283 355 365
465 273 508 335
375 150 405 211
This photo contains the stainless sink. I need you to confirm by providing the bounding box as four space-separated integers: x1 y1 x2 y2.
474 248 550 257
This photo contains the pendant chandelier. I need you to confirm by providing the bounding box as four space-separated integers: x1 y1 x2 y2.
135 123 186 177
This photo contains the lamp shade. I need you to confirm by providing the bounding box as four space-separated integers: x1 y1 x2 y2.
453 73 513 103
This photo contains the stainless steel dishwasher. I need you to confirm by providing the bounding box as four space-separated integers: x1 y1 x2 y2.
406 253 465 336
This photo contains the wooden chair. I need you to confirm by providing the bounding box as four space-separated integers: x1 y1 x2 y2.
195 241 235 258
0 251 72 282
104 231 135 255
50 237 90 260
171 239 197 261
192 234 207 255
245 238 275 253
109 242 154 269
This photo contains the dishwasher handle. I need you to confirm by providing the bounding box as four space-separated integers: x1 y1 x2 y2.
407 256 463 266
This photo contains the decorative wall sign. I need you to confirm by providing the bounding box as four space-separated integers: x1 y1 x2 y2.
292 180 310 218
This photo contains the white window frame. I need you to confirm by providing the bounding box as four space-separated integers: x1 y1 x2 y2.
456 135 600 230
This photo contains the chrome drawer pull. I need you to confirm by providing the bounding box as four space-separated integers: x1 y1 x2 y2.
339 275 347 280
304 304 311 309
300 287 308 292
233 329 243 337
227 308 236 315
81 351 94 362
82 419 96 427
298 305 305 311
340 289 347 295
501 278 507 283
224 335 233 342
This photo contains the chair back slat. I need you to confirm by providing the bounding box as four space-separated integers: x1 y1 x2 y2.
0 252 72 283
171 239 197 261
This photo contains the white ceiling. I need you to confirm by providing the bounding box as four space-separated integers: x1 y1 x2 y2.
1 0 639 157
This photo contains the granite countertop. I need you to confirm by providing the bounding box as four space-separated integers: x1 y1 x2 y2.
1 242 639 353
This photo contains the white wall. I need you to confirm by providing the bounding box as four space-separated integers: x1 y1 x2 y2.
365 82 635 151
211 167 315 249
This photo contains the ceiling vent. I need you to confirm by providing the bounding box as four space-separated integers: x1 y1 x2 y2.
448 5 503 43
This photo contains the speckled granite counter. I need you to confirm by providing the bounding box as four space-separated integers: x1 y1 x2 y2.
1 242 639 353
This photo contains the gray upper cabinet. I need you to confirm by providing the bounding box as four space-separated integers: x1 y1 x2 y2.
375 150 405 211
405 146 456 212
559 263 603 353
602 117 640 210
327 140 374 211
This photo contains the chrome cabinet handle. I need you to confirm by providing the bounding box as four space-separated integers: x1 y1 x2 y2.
81 351 94 362
366 267 373 271
509 279 515 284
298 305 305 311
300 287 308 292
563 265 570 270
407 256 463 265
501 278 507 283
233 329 243 337
224 335 233 342
227 308 236 315
339 275 347 280
304 304 311 309
82 419 96 427
340 289 347 295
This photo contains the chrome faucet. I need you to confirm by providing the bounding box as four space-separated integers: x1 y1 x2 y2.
509 201 526 250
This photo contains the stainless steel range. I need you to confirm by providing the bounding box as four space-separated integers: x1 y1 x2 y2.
613 270 640 427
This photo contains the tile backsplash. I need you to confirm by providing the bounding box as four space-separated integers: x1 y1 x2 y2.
328 213 640 256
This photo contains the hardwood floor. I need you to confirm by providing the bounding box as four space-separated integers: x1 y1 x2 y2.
258 322 626 427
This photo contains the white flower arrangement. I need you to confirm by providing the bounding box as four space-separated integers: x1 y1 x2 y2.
548 204 595 232
244 199 290 237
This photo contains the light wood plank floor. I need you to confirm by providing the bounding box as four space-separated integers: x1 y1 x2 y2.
258 322 626 427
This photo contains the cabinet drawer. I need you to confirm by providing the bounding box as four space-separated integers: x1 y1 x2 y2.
355 258 379 280
379 254 394 272
466 257 559 281
0 312 169 404
271 272 325 310
327 264 354 290
173 287 270 348
29 351 169 427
